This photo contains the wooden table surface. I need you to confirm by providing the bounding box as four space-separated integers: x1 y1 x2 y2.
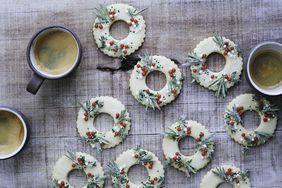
0 0 282 187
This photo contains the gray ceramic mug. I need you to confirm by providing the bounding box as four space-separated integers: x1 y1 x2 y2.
245 41 282 96
26 26 82 95
0 107 30 160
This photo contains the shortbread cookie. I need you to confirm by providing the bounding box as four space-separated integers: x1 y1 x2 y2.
162 119 215 177
52 152 105 188
108 147 165 188
129 54 183 110
77 96 131 150
188 34 243 97
200 165 251 188
224 93 278 152
93 4 146 57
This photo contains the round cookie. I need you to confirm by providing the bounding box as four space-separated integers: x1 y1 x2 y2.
77 96 131 150
188 34 243 97
129 54 183 110
162 119 215 177
108 147 165 188
200 165 251 188
52 151 105 188
224 93 278 152
93 4 146 57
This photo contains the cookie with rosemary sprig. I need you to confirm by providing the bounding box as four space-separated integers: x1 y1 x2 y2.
224 93 278 153
77 96 131 150
129 54 183 110
93 4 146 58
187 34 243 97
200 165 251 188
108 147 165 188
52 152 105 188
162 118 215 177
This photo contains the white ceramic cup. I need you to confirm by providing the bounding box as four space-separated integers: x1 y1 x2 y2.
0 107 29 160
246 41 282 96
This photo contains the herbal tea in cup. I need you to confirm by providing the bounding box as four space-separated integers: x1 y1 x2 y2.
246 42 282 96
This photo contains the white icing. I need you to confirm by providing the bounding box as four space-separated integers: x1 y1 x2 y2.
190 36 243 95
129 55 183 109
111 148 165 188
225 93 277 147
200 165 251 188
77 96 131 149
52 152 105 188
93 4 146 57
162 120 214 174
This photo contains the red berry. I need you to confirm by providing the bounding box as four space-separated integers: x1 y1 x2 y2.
126 184 130 188
148 165 153 169
177 127 181 131
235 179 240 184
154 177 158 181
91 131 96 136
84 112 88 116
109 41 114 46
123 50 127 54
224 50 228 55
116 113 120 119
150 179 154 184
120 44 124 48
192 69 197 73
130 18 134 21
241 133 246 137
114 131 120 136
175 152 180 156
263 117 268 122
99 25 103 29
202 63 207 70
202 54 207 59
134 154 139 158
173 156 177 160
60 181 65 186
186 127 191 135
128 22 132 26
230 121 234 126
211 75 215 79
137 64 141 68
92 102 96 107
113 48 118 52
84 117 88 121
199 132 204 137
72 163 76 168
171 68 176 73
124 44 129 49
134 19 138 23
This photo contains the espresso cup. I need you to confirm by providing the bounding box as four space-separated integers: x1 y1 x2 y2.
246 42 282 96
0 107 29 160
26 26 82 95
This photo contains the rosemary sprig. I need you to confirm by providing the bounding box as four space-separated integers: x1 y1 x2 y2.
213 34 224 48
82 132 109 151
108 161 129 185
128 7 147 17
212 167 249 183
95 4 110 24
195 134 215 160
87 175 105 188
184 159 196 177
242 131 273 153
138 90 161 110
165 127 181 141
224 105 243 133
80 100 104 119
208 75 227 98
65 151 96 169
169 157 196 177
187 52 204 65
134 146 153 164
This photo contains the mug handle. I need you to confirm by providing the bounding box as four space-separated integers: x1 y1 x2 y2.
26 73 45 95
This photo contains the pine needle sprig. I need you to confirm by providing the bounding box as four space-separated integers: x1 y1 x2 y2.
184 159 196 177
224 105 242 133
65 151 96 169
128 7 147 17
134 146 153 164
108 161 129 185
87 175 106 188
95 4 110 24
165 127 181 141
213 34 224 48
80 100 104 119
187 52 204 65
138 90 161 110
208 75 227 98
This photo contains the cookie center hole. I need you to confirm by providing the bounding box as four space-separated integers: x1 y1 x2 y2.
128 164 148 184
146 71 167 91
94 113 114 132
206 52 226 72
68 169 87 187
178 136 196 156
110 20 129 40
217 183 233 188
241 111 260 130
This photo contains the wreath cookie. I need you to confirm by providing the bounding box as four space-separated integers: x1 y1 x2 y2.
93 4 146 57
77 96 131 150
200 165 250 188
129 54 183 110
162 118 215 177
52 151 105 188
224 93 278 152
188 34 243 97
108 147 165 188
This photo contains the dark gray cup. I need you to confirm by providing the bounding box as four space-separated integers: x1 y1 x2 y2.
26 26 82 95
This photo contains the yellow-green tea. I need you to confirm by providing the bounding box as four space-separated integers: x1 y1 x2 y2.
34 30 78 75
0 111 24 155
250 50 282 88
